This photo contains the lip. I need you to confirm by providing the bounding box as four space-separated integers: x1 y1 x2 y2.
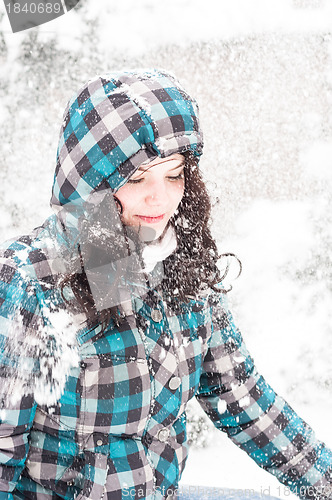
136 214 165 223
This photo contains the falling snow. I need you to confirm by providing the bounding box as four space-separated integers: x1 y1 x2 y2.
217 399 227 414
0 1 332 498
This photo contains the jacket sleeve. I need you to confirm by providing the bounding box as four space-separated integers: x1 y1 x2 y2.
0 251 39 498
196 295 332 500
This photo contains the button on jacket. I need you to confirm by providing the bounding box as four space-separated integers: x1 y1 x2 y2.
0 70 332 500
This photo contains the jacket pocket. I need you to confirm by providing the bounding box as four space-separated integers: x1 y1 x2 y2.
80 354 151 436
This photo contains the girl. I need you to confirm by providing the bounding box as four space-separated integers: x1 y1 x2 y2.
0 69 331 500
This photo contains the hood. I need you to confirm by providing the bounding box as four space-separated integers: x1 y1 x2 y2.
51 69 203 215
47 69 204 308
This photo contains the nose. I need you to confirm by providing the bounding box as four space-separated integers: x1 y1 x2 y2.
145 180 168 206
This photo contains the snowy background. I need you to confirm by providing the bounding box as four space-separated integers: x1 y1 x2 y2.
1 0 332 498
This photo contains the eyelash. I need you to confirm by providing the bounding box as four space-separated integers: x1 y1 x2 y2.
127 173 184 184
168 173 184 181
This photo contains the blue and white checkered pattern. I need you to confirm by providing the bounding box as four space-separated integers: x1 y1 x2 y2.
0 70 331 500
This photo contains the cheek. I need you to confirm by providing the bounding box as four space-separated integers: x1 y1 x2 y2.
115 188 136 215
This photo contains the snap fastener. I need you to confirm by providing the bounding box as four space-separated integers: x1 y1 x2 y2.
168 376 181 391
151 309 163 323
96 439 103 446
157 428 170 442
80 361 87 369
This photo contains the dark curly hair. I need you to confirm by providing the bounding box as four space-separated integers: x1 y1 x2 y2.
60 152 233 331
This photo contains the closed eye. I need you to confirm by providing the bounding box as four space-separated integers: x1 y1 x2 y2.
167 173 184 181
127 178 143 184
127 173 183 184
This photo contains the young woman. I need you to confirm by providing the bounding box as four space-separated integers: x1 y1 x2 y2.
0 69 331 500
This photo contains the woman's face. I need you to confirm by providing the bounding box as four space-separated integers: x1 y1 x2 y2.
115 153 185 239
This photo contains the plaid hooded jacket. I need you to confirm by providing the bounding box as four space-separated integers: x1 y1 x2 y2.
0 70 331 500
